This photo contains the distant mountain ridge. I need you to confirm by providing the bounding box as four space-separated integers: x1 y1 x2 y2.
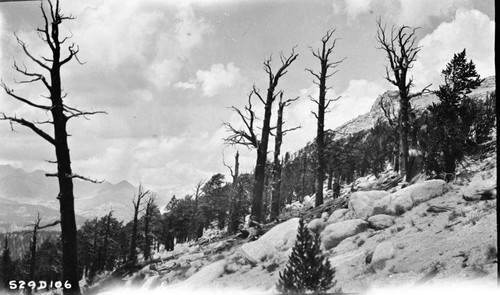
0 165 143 232
333 76 496 138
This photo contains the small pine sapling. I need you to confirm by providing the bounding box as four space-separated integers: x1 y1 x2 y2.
277 218 336 293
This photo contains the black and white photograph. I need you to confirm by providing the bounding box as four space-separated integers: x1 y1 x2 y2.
0 0 496 294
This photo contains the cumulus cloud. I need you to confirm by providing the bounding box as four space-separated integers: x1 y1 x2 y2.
334 0 470 26
345 0 374 21
175 3 212 52
174 81 197 90
412 9 495 89
396 0 469 26
195 63 242 97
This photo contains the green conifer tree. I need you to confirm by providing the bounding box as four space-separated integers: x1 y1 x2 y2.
277 218 336 293
1 237 13 289
424 49 483 180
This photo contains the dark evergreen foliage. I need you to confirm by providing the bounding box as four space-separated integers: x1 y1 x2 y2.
421 49 486 180
277 218 335 293
1 237 14 290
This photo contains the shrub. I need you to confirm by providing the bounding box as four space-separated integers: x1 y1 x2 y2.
485 245 497 262
277 218 336 293
394 204 406 216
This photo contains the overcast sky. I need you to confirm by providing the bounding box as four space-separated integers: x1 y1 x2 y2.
0 0 495 200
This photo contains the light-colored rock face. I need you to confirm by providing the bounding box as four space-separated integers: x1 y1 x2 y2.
327 208 350 224
321 219 369 250
240 218 300 263
166 259 227 291
460 168 496 200
371 241 395 269
348 191 389 220
367 214 395 230
307 218 326 233
377 180 449 215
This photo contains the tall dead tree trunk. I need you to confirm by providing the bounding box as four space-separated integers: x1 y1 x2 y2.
270 93 299 221
0 2 104 294
28 215 41 290
89 217 99 279
100 210 113 271
25 213 60 294
224 48 298 222
129 185 148 264
301 153 307 200
224 152 241 234
306 30 345 207
376 19 430 181
379 92 400 172
190 179 205 240
143 195 157 261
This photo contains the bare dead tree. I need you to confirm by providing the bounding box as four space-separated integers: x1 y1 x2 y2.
270 93 300 221
99 210 113 271
306 30 345 207
189 178 205 240
376 18 431 181
129 185 149 264
379 92 400 171
143 194 157 261
224 151 242 234
224 48 298 222
88 217 99 279
0 2 105 293
25 212 60 294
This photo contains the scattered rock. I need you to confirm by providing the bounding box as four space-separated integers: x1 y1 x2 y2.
307 217 325 233
367 214 395 230
188 245 200 254
377 180 449 215
178 252 204 263
327 208 349 224
212 241 228 253
371 241 395 269
321 219 369 250
190 260 203 270
348 190 389 220
166 259 227 290
461 169 497 201
240 218 299 263
328 248 365 269
139 274 161 290
172 243 190 256
224 262 241 274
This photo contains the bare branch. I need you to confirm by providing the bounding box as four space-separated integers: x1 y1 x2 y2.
282 125 301 135
38 220 61 230
14 34 51 71
408 83 432 99
324 96 341 110
305 68 321 81
68 173 104 184
64 106 107 121
252 86 265 105
1 81 51 110
1 113 55 145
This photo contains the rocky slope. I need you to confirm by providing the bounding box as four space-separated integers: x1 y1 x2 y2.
87 146 497 295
